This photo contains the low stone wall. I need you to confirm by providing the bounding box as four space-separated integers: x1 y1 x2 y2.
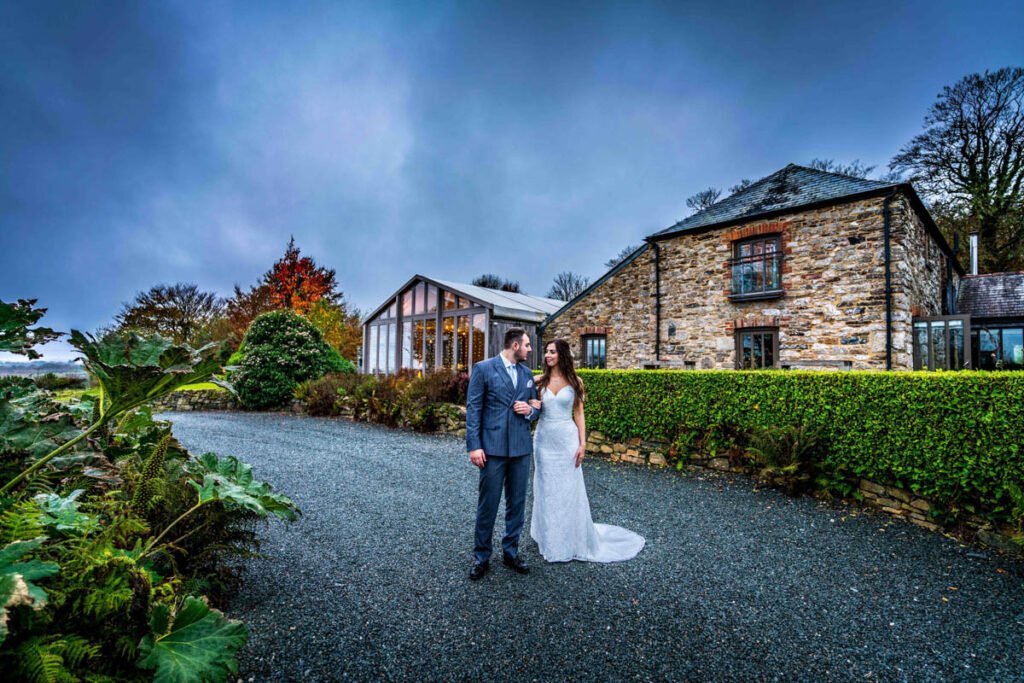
151 389 238 412
584 430 1021 557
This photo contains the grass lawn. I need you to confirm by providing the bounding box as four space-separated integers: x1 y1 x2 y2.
53 382 225 402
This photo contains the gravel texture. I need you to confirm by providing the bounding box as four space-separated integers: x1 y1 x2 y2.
163 411 1024 682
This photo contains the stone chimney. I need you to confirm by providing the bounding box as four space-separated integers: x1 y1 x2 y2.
969 232 979 275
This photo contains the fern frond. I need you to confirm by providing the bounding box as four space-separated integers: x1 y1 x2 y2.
12 636 74 683
0 498 45 542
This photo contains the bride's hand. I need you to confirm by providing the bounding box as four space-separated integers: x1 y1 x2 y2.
528 399 542 410
574 444 585 468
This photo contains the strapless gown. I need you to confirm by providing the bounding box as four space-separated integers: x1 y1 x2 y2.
529 386 645 563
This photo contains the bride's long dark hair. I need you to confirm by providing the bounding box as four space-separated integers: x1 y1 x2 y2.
535 339 585 413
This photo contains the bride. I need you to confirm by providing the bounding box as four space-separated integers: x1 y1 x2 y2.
527 339 645 563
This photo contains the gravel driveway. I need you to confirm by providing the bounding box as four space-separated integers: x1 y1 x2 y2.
164 411 1024 682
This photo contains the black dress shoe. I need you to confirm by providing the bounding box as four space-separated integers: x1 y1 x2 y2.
469 561 489 580
502 554 530 574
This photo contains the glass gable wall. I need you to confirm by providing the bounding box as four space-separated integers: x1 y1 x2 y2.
364 278 490 375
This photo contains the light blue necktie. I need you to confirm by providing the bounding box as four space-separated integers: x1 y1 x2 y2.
507 363 518 389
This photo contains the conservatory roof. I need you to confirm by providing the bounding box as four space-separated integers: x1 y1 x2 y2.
364 275 564 324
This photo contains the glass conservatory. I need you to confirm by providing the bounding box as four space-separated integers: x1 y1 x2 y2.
361 276 564 374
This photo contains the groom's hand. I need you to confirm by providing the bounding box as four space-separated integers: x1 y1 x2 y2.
512 400 531 416
469 449 486 468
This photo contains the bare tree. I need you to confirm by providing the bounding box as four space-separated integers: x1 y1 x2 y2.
685 187 722 213
605 244 643 269
891 67 1024 272
547 272 590 301
472 274 521 292
729 178 756 194
115 283 224 345
806 158 876 178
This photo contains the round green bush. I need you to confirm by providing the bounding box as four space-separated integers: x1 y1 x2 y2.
231 310 353 409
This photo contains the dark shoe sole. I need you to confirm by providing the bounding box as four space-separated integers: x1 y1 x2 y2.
502 557 530 574
469 565 489 580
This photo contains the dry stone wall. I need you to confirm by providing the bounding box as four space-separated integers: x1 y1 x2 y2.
585 430 1021 557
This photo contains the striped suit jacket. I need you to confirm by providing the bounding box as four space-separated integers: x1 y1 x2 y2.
465 355 539 457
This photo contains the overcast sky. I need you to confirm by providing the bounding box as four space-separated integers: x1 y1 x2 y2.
2 1 1022 360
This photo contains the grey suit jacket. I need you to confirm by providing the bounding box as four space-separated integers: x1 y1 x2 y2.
465 355 539 457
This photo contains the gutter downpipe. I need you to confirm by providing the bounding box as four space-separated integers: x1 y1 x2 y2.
883 189 897 371
650 239 662 364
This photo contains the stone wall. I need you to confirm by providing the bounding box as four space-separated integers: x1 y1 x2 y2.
585 430 1021 556
151 389 238 412
658 198 894 369
889 194 959 367
542 192 957 371
540 246 657 368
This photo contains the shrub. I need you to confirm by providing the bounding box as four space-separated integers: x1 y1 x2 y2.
0 304 300 681
580 370 1024 526
231 310 351 410
294 369 469 431
33 372 86 391
745 423 821 496
295 372 367 416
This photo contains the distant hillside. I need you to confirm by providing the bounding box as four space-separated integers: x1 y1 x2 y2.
0 360 87 377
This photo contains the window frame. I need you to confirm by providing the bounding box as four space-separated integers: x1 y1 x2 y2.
581 334 607 369
734 327 779 370
729 234 784 301
912 314 972 371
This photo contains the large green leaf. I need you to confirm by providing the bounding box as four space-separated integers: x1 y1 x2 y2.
0 538 59 645
69 331 224 415
33 490 98 535
137 596 248 683
0 299 62 360
0 388 81 459
186 453 300 522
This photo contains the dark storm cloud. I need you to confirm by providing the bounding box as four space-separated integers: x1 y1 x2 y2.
1 1 1022 359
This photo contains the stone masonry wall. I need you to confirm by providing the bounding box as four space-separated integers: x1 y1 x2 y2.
541 246 657 368
151 389 238 412
584 430 1021 556
544 192 956 371
888 195 959 368
658 197 893 369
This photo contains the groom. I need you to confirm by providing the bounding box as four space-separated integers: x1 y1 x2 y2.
465 327 539 580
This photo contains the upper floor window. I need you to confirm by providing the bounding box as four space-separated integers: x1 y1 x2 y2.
730 235 782 300
582 335 607 369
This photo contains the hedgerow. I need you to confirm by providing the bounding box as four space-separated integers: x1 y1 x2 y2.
577 370 1024 524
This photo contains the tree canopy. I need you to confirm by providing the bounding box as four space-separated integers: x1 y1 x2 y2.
891 67 1024 272
115 283 223 345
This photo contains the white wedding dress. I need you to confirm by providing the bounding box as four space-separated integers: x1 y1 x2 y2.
529 386 645 563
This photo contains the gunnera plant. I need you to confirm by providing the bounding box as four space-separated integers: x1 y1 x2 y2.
230 310 351 410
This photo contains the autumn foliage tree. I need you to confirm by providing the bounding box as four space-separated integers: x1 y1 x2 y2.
223 238 361 360
264 237 340 314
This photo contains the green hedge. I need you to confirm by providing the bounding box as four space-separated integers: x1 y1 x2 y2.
578 370 1024 522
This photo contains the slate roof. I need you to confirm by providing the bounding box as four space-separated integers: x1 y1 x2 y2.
958 273 1024 319
651 164 900 238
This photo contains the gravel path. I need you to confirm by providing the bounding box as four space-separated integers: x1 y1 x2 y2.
164 411 1024 682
